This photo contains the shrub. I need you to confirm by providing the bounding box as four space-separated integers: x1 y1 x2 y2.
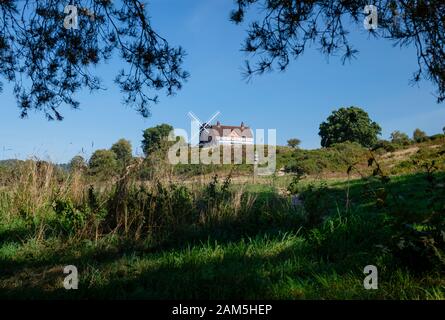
282 142 367 176
372 140 396 153
413 128 428 143
299 183 331 227
331 141 366 163
170 185 194 224
284 162 305 176
52 199 86 235
429 133 445 141
390 131 412 146
201 174 231 207
287 175 302 194
367 155 445 273
85 186 108 227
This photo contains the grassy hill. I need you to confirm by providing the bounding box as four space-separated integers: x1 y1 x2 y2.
170 136 445 180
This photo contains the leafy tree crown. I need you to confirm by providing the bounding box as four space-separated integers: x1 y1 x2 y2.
319 106 381 148
111 139 133 165
142 123 174 156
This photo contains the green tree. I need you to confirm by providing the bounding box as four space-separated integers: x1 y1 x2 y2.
390 131 411 146
413 128 428 143
68 155 87 172
142 124 174 156
287 138 301 149
88 149 118 177
111 139 133 166
319 107 381 148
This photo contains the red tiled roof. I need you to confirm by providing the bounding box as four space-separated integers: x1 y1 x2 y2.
201 123 253 138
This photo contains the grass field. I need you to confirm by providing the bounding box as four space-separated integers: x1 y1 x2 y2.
0 166 444 299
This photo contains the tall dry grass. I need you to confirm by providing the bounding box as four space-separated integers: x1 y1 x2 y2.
0 160 87 221
0 158 283 246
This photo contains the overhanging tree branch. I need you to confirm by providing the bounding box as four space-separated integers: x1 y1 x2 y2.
0 0 189 120
231 0 445 103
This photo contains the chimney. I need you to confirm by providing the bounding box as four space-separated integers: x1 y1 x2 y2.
217 121 221 127
241 122 245 129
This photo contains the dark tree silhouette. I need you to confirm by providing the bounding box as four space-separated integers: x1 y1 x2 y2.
231 0 445 102
0 0 189 120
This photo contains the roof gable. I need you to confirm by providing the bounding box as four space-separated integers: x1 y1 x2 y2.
202 122 253 138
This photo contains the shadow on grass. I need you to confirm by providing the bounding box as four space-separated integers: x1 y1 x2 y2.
0 204 303 284
0 172 442 299
0 234 379 300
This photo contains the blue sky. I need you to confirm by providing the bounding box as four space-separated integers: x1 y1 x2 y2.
1 0 444 163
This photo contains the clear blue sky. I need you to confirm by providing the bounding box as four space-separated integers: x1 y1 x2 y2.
1 0 444 163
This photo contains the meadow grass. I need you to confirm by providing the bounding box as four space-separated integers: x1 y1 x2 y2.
0 164 443 299
0 230 443 299
0 170 445 299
